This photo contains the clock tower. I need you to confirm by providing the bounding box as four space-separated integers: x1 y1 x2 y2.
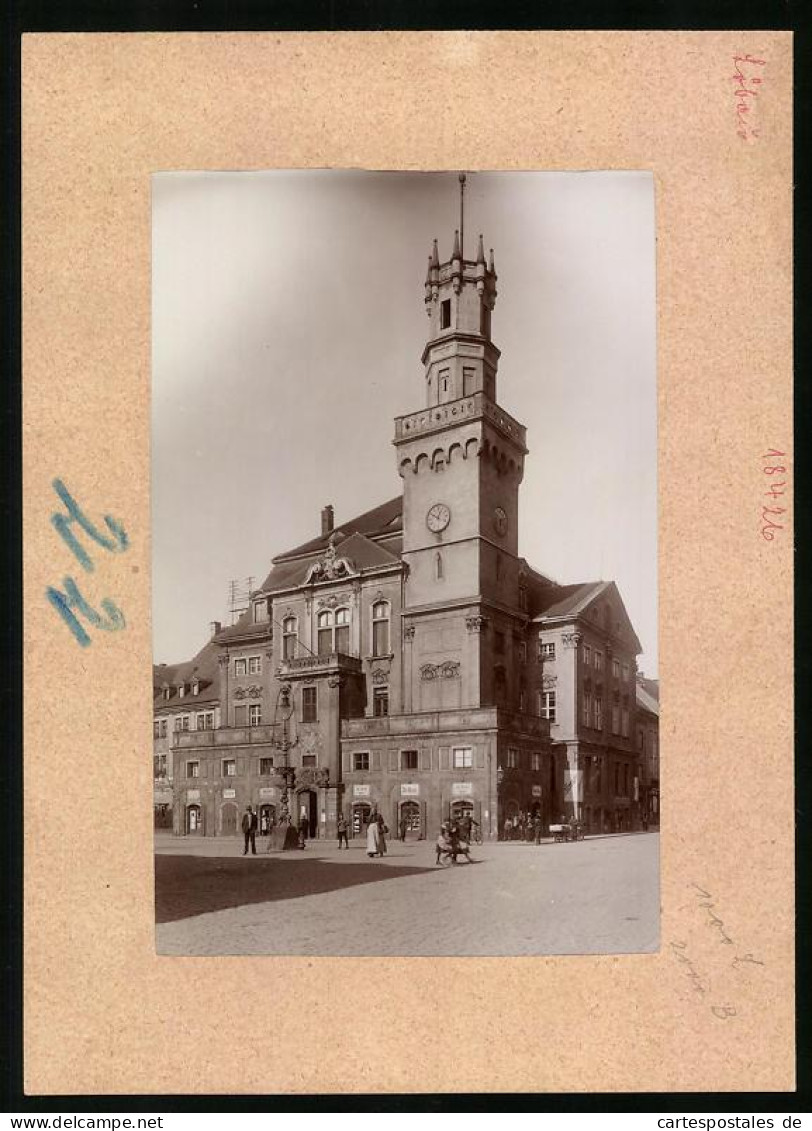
394 175 528 712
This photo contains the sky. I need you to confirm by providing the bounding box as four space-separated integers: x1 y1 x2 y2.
152 170 657 677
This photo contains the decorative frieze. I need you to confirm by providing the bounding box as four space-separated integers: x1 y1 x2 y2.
562 631 583 649
403 625 416 641
419 661 461 681
465 615 489 633
542 675 557 689
233 684 263 699
317 593 352 610
371 668 390 685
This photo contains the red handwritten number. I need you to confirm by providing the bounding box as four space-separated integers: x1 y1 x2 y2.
761 450 787 541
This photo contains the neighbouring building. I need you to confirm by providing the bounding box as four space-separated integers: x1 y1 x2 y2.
635 675 660 826
155 203 656 840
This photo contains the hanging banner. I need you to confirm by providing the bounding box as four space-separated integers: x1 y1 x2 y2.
563 769 583 803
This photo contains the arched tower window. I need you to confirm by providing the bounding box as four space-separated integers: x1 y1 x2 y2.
435 552 444 580
372 601 390 656
282 616 298 660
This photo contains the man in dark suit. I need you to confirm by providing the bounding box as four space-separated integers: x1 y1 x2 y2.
242 805 258 855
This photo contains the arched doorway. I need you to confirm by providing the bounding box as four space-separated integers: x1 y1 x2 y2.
221 801 238 836
259 803 276 836
502 798 520 840
186 804 202 835
399 800 421 839
297 789 318 839
352 801 372 837
450 799 473 826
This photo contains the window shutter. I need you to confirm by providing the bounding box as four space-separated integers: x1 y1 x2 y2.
389 750 398 771
371 750 380 771
341 750 350 773
438 746 449 770
475 746 486 769
419 748 431 771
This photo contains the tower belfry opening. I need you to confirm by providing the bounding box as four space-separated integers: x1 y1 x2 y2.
422 174 500 409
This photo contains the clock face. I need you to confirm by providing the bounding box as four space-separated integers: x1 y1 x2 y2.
493 506 508 537
426 503 451 533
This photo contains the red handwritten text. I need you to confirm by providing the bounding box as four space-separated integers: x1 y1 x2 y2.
732 54 766 141
761 449 788 542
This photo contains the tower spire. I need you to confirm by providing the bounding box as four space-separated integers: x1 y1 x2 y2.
459 172 466 260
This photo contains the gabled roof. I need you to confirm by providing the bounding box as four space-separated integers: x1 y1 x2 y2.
637 676 659 702
260 528 402 593
213 613 272 645
272 496 403 563
153 637 220 708
532 580 609 620
532 579 642 655
636 683 659 717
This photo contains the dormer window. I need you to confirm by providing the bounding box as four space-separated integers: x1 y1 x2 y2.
178 684 185 699
253 598 269 623
192 680 200 696
163 686 170 701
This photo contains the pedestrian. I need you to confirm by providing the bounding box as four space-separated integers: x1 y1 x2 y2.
459 814 472 843
242 805 258 856
399 814 408 842
297 813 308 849
503 816 512 842
533 813 543 845
376 812 388 855
337 812 349 850
366 815 382 858
436 824 453 866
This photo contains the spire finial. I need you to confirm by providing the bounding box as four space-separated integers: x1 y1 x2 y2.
476 233 486 265
431 238 440 268
459 172 466 260
488 247 495 273
452 228 461 260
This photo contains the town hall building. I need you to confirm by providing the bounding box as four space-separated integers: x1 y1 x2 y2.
156 199 653 841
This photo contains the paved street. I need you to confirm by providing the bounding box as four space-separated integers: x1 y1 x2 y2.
155 831 659 956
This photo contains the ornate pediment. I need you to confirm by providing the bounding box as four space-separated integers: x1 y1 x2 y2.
304 535 355 585
317 592 352 609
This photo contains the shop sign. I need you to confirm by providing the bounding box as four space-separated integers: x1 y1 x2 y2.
353 784 371 797
223 788 236 799
186 789 200 802
259 787 277 799
452 781 473 796
401 783 419 796
532 785 542 798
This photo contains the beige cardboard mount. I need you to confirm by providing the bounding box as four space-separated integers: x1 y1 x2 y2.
22 31 793 1094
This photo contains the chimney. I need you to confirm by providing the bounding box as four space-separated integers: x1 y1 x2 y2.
321 505 334 536
210 620 222 638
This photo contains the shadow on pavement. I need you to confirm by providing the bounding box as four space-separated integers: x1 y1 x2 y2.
155 854 439 923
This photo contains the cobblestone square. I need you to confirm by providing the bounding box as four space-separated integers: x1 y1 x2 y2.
155 831 659 956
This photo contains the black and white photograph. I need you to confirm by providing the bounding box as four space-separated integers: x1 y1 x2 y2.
151 169 658 957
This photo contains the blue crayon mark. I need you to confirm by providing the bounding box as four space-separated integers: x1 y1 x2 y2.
50 478 129 573
47 577 127 648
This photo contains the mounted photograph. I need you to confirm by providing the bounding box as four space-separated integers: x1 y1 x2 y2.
151 169 658 956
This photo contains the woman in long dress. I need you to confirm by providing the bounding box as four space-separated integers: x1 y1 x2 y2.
366 817 382 858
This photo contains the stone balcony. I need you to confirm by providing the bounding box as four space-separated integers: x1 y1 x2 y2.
342 707 549 741
393 390 527 449
173 724 279 749
277 651 363 681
